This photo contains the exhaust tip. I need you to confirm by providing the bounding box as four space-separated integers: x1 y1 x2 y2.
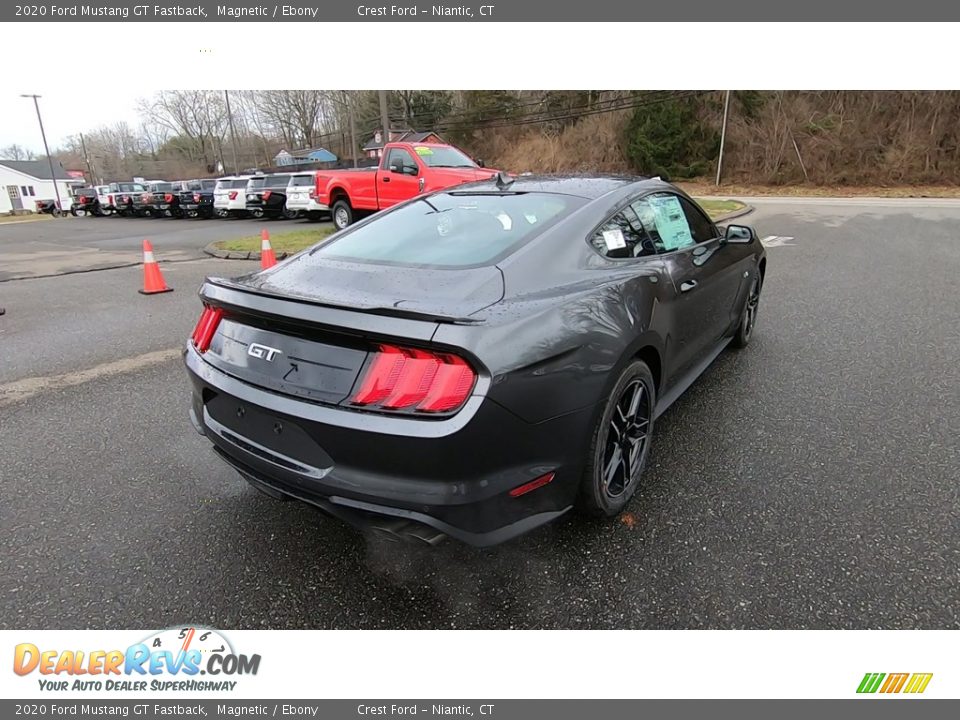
366 518 446 547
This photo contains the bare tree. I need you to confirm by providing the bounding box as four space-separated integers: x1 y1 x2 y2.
137 91 228 168
1 144 36 160
248 91 328 149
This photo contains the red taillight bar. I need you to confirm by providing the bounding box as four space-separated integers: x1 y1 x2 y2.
190 306 224 353
228 191 238 200
164 193 174 203
193 193 202 203
263 190 272 201
350 344 476 414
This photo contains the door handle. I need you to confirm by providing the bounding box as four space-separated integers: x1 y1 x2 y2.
680 280 698 293
382 176 390 182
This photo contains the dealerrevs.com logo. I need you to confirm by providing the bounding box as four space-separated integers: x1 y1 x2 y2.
857 673 933 695
13 627 261 692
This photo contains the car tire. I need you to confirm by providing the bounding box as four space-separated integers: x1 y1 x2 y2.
578 360 656 517
282 208 298 220
731 274 762 349
332 199 353 230
250 208 264 219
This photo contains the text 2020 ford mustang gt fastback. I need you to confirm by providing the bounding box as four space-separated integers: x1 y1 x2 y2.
184 174 766 546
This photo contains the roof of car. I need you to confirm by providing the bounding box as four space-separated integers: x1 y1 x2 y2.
450 174 661 200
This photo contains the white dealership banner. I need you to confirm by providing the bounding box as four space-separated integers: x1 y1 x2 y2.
0 630 953 699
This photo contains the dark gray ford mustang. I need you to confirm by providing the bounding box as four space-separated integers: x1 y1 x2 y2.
184 174 766 546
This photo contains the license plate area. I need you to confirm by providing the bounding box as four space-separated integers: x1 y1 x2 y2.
205 394 334 478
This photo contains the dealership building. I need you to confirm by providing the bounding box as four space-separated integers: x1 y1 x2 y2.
0 160 78 213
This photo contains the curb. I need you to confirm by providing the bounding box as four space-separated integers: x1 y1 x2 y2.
712 203 755 223
203 242 289 261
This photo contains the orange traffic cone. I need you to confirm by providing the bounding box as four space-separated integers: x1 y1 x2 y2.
139 239 173 295
260 228 277 269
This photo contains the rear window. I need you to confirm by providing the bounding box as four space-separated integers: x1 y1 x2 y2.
152 183 174 192
290 175 314 186
118 183 145 192
247 178 267 190
266 175 291 188
414 145 476 169
314 192 585 268
230 179 249 189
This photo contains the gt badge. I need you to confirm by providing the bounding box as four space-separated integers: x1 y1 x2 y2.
248 343 282 362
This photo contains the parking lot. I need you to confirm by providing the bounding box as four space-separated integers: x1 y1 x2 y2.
0 214 330 281
1 198 958 629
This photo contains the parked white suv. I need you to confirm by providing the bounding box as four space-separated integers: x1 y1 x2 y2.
214 175 256 218
283 171 328 221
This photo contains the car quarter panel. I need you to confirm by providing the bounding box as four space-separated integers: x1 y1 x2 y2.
433 203 675 425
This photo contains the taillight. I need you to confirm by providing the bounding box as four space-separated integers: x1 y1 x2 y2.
164 193 173 203
190 306 224 353
263 190 272 201
193 193 201 203
228 191 238 200
350 345 476 414
309 190 316 199
108 194 114 205
121 195 129 203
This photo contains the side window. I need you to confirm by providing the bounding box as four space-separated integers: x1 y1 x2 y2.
386 148 417 174
629 197 665 253
641 193 716 252
677 196 717 243
589 206 654 259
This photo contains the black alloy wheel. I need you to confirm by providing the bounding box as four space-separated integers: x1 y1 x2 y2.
579 360 655 516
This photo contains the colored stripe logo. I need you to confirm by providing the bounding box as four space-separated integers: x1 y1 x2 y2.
857 673 933 694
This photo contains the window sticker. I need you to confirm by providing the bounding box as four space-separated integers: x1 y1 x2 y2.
602 228 627 250
649 195 694 251
414 146 434 156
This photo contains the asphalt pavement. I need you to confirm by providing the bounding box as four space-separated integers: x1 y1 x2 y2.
0 214 326 281
1 200 958 629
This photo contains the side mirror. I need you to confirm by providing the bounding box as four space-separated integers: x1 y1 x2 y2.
724 224 755 244
389 164 403 174
476 158 485 168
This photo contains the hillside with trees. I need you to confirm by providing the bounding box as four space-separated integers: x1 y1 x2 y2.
44 90 960 186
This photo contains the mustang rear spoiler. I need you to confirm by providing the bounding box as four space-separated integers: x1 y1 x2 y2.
202 277 484 326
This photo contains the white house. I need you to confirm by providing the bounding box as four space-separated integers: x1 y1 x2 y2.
0 160 78 213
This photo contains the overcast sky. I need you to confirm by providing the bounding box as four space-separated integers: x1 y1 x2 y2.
3 87 144 154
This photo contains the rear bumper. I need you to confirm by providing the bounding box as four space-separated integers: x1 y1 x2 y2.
184 346 592 546
286 198 329 212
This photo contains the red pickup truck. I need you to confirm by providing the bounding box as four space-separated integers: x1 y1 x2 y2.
315 141 499 230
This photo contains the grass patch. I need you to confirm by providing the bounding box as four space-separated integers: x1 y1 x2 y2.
682 181 960 199
0 213 51 224
694 199 747 220
212 227 335 254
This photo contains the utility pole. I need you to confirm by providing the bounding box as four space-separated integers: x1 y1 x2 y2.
715 90 732 187
79 132 97 184
378 90 391 153
349 98 358 168
224 90 241 174
21 94 62 210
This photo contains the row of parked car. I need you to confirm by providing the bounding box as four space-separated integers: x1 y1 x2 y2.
72 171 327 222
71 140 501 230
